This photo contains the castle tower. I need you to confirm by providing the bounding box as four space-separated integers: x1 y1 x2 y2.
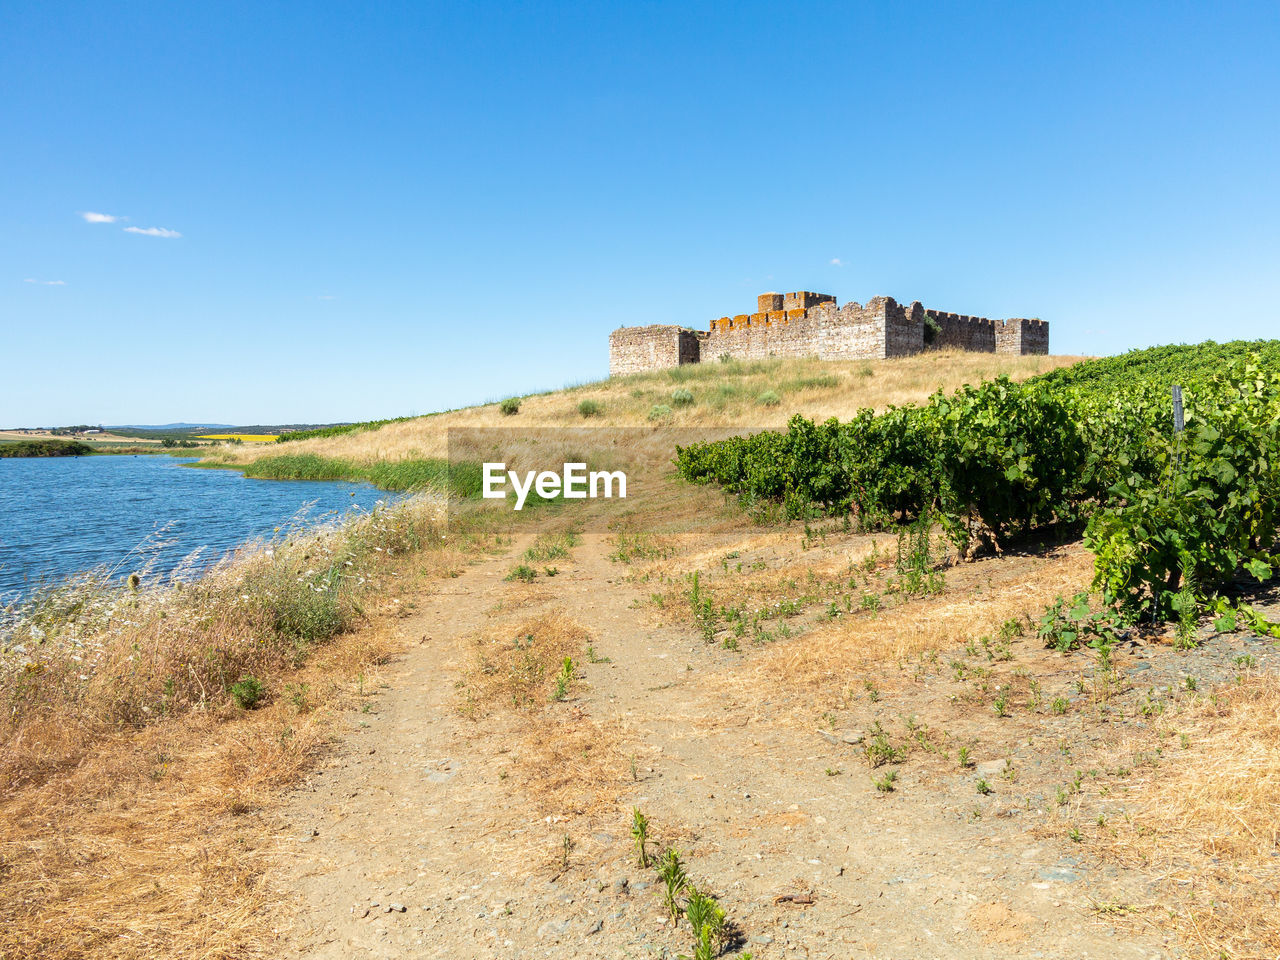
783 291 836 311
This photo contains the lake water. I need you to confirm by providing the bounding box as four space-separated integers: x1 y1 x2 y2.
0 455 399 604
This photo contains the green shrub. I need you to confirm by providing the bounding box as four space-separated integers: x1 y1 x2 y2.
500 397 520 416
230 676 264 709
0 439 93 458
671 388 695 407
656 848 688 922
578 399 603 418
648 404 672 421
551 656 575 701
276 415 417 443
872 769 898 792
244 560 350 645
756 390 781 407
505 564 537 582
1037 592 1117 652
631 806 650 867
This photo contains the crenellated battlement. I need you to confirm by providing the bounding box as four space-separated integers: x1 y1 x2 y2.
608 289 1048 375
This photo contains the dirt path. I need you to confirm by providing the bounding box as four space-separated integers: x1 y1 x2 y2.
274 532 1179 959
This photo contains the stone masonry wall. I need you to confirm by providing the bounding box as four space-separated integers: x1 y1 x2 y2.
994 318 1049 355
884 298 926 357
704 296 925 363
609 291 1048 374
927 310 997 352
608 325 702 376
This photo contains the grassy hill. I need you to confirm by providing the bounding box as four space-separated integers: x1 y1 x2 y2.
201 351 1082 485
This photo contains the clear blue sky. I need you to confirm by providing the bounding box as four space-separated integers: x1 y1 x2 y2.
4 1 1278 426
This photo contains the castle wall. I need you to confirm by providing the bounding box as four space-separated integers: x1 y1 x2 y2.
995 318 1049 355
703 296 926 363
817 302 889 360
704 301 874 362
609 293 1047 374
927 310 997 352
609 325 701 376
883 298 926 357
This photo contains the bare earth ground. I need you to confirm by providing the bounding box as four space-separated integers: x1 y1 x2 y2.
269 507 1278 959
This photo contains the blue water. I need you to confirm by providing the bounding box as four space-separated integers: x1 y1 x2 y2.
0 455 399 604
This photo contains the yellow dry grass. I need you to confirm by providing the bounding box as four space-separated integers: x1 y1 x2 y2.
645 534 897 625
1101 674 1280 959
0 622 398 960
457 611 622 823
458 610 590 715
685 541 1093 722
197 433 277 442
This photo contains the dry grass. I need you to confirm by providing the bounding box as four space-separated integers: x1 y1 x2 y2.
213 351 1082 468
1101 674 1280 959
457 611 622 823
626 503 1072 679
458 610 590 715
0 498 485 960
671 535 1092 722
644 534 895 626
0 619 401 960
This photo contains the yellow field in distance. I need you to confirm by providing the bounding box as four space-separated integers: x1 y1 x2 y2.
198 434 278 442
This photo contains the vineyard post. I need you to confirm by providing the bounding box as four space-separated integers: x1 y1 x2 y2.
1171 384 1184 484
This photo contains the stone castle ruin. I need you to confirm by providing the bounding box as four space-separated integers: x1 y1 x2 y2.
609 290 1049 376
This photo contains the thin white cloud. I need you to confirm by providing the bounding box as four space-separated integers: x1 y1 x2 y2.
829 258 844 267
123 226 182 238
81 211 120 223
317 294 336 300
24 278 67 285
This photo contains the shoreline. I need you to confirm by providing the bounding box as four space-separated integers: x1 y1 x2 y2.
0 456 412 611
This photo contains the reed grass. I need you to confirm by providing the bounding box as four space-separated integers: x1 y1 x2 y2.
194 453 485 494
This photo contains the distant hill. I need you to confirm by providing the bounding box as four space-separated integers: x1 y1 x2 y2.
109 423 236 431
110 423 348 436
